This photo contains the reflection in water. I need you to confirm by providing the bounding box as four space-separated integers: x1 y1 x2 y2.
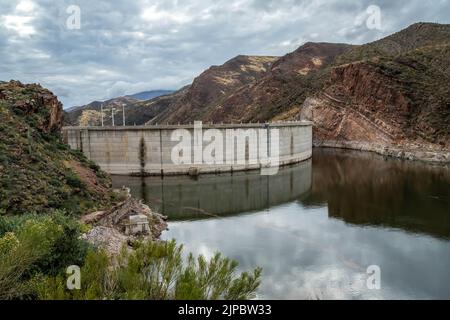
112 149 450 299
307 149 450 240
112 160 312 220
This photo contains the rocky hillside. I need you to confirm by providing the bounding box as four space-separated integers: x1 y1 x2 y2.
126 90 174 101
125 86 189 125
65 96 138 126
131 44 353 125
65 90 174 126
66 55 277 126
148 55 278 124
0 81 113 215
204 42 353 123
303 23 450 161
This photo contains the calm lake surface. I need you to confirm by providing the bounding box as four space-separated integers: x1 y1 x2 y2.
112 149 450 299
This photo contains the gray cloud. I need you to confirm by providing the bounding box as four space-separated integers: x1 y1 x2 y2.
1 0 449 108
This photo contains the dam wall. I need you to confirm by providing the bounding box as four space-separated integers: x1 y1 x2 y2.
62 122 312 175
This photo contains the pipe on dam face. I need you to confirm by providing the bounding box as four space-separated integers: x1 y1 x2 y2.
62 122 313 176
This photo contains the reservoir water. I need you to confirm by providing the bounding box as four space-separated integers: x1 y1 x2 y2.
112 149 450 299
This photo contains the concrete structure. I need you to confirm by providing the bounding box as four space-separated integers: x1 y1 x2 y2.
124 215 150 236
62 122 312 175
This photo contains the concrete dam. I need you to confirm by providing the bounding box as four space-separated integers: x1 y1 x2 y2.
62 121 312 175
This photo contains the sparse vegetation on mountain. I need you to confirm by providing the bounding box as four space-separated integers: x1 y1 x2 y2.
65 90 175 126
0 81 114 215
305 23 450 160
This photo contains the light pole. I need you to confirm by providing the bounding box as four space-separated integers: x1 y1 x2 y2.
122 103 126 126
111 107 115 126
100 103 104 127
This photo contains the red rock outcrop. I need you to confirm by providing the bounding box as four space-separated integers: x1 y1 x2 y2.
0 80 63 133
302 60 450 162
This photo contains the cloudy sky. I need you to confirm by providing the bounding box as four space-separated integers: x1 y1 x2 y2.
1 0 449 108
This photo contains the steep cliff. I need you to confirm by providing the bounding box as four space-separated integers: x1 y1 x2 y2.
302 23 450 162
0 81 113 215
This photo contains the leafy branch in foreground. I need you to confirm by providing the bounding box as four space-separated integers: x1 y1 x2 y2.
36 240 262 300
0 218 62 299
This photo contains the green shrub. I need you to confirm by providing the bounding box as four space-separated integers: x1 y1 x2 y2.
36 240 262 300
65 172 84 189
175 252 261 300
31 211 90 276
0 212 90 277
0 217 62 299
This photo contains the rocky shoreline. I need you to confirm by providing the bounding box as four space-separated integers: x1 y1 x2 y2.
314 140 450 164
81 188 168 256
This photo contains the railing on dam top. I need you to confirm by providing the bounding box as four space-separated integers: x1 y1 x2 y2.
62 121 313 176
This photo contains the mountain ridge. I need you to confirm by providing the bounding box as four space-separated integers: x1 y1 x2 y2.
65 90 175 126
65 22 450 161
125 90 174 101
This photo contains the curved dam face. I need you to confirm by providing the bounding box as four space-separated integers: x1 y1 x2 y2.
62 122 312 176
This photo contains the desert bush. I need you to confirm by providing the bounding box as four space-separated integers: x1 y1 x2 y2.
0 218 62 299
0 212 90 278
31 212 90 276
36 240 261 300
175 252 262 300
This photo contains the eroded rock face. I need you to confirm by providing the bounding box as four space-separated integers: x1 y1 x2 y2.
303 63 409 145
295 23 450 162
0 80 63 133
302 60 450 162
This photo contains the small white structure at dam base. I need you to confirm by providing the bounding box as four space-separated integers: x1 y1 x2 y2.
125 215 150 236
62 121 312 176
